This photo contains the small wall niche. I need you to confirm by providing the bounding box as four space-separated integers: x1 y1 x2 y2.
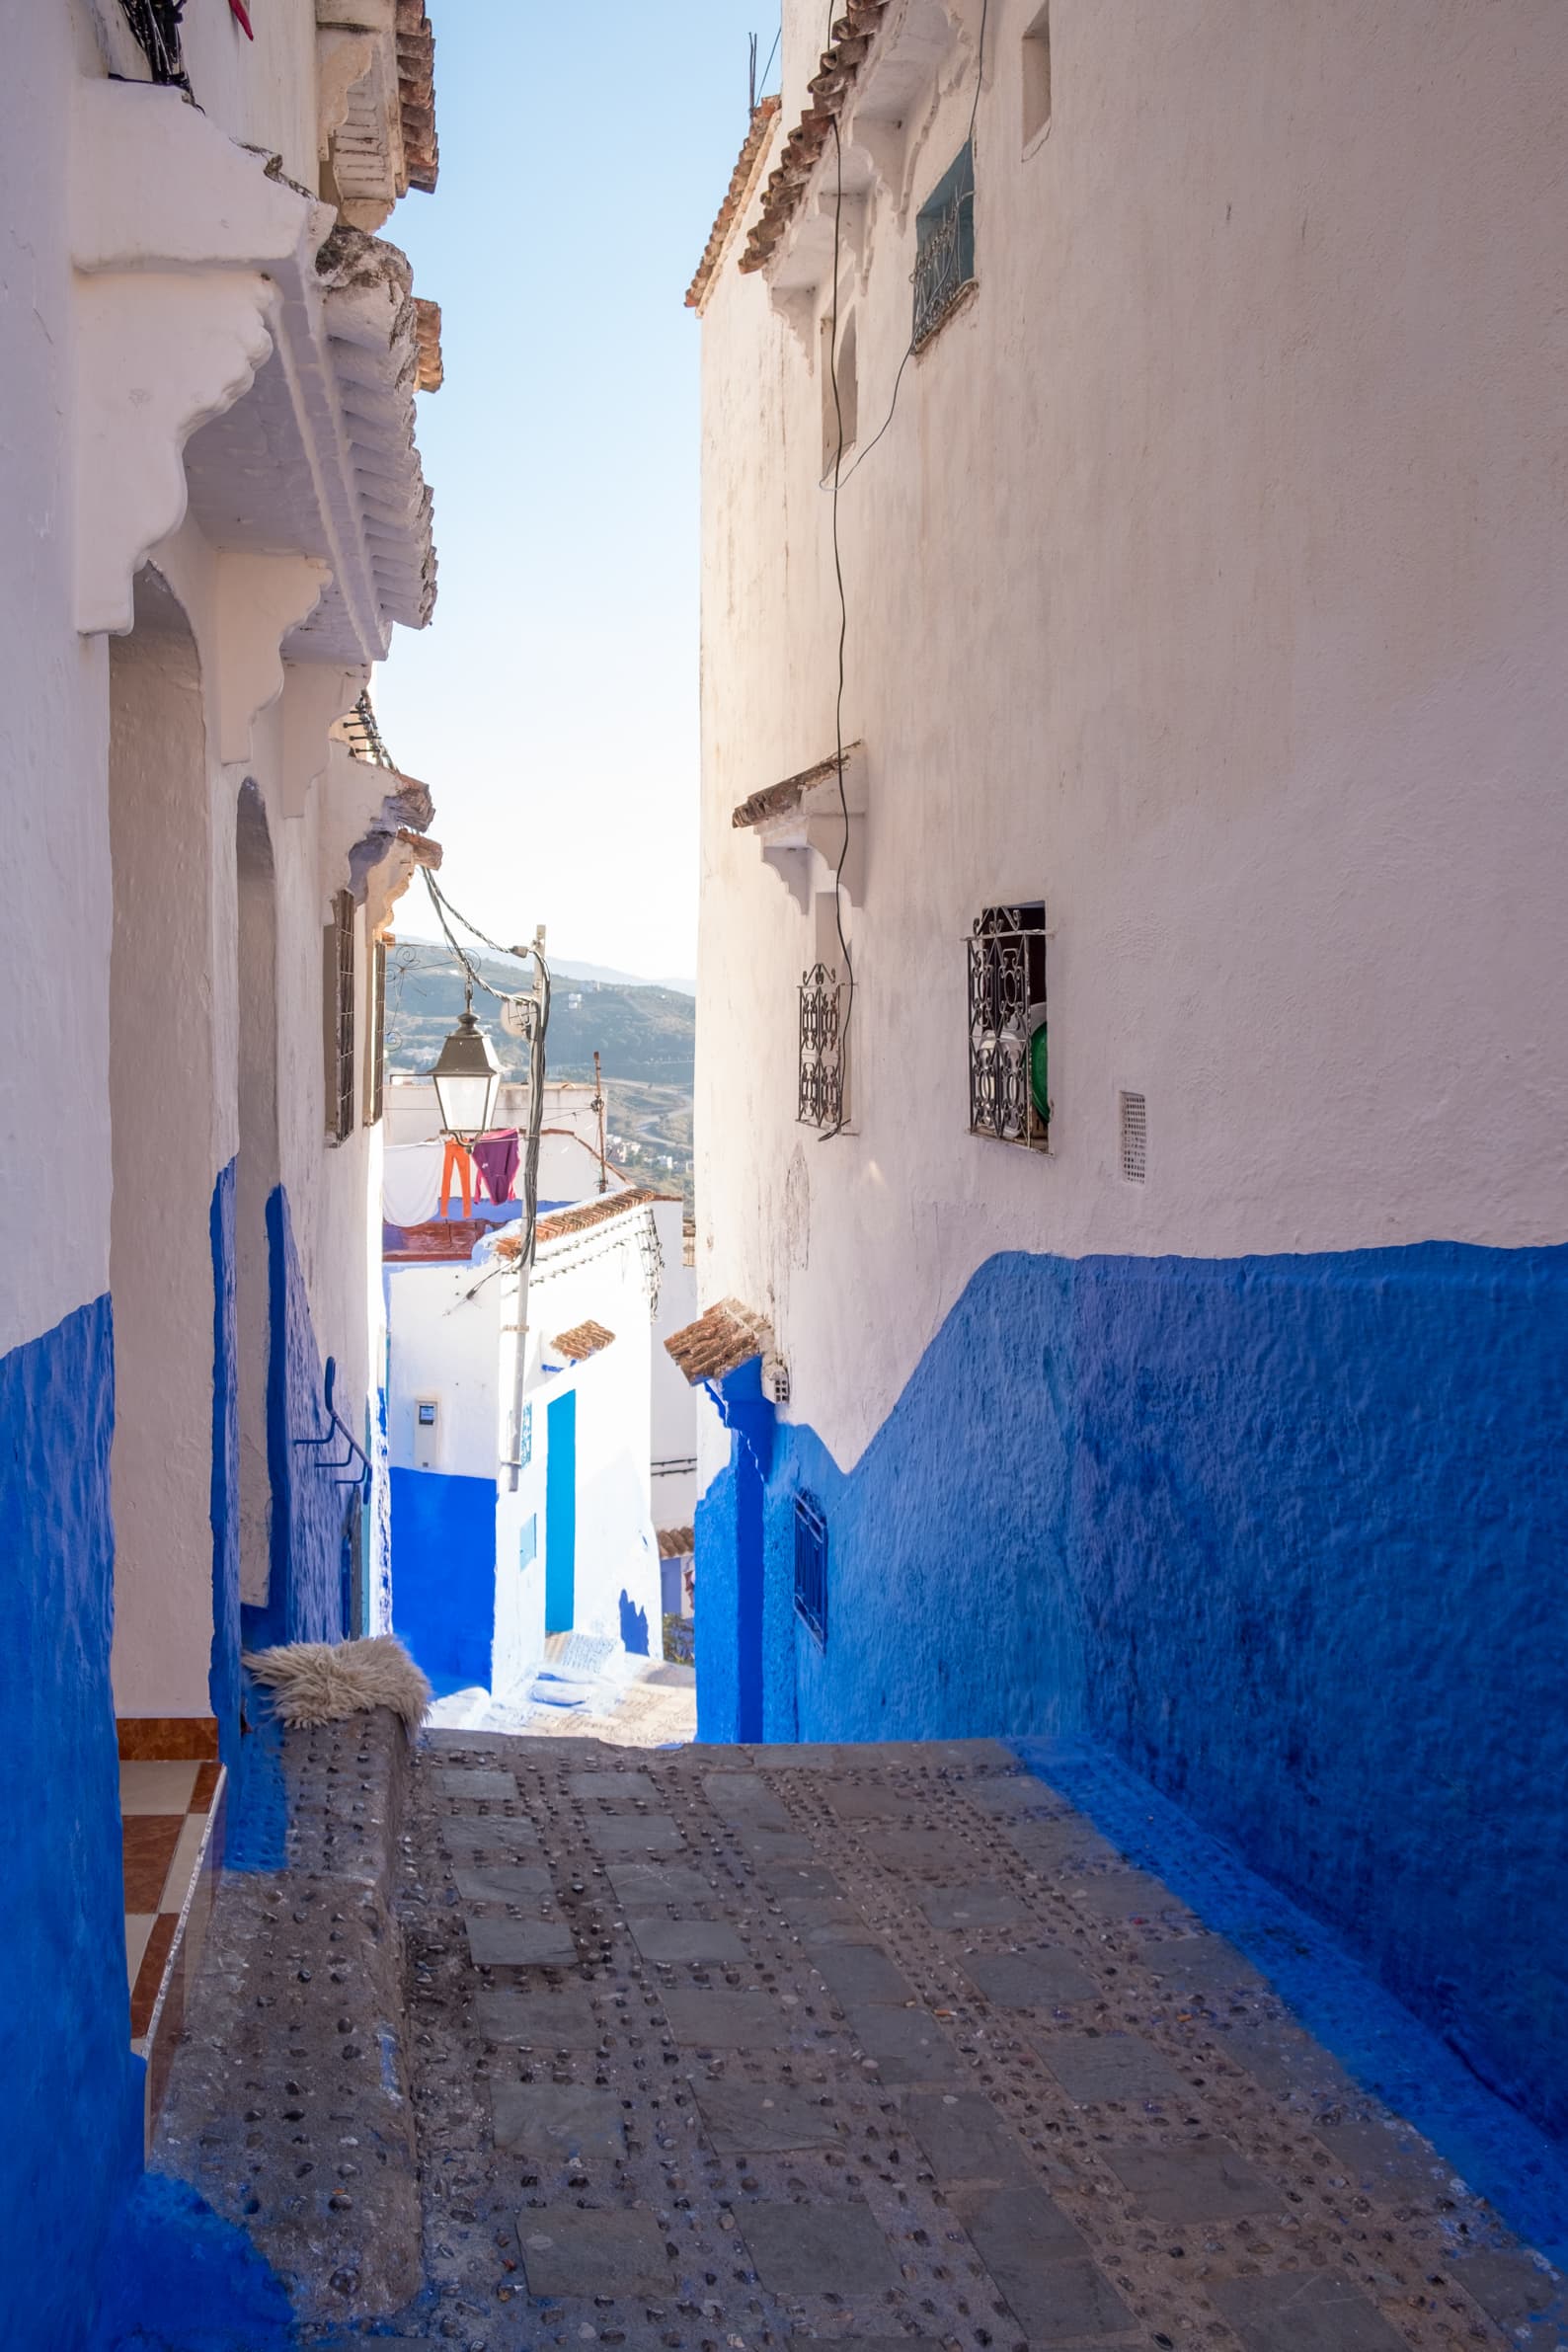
1022 1 1052 147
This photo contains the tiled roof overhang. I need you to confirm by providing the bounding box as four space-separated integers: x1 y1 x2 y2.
397 0 438 193
732 743 863 830
685 95 781 311
492 1186 675 1261
664 1299 772 1387
739 3 890 275
657 1527 695 1559
553 1320 616 1363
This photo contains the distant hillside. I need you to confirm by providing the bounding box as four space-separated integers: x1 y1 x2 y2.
384 941 694 1088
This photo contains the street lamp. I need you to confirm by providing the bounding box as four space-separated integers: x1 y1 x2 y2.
431 982 501 1143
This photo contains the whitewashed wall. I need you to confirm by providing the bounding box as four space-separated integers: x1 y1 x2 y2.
695 0 1568 1470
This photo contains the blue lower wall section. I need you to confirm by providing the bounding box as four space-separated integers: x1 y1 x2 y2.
0 1298 140 2350
391 1464 498 1689
699 1239 1568 2155
208 1162 241 1773
244 1184 349 1655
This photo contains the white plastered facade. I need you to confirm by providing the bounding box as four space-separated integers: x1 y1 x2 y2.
693 0 1568 1471
2 2 440 1716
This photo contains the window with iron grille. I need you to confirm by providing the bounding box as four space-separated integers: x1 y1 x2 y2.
798 962 846 1131
363 934 386 1127
325 890 355 1144
793 1491 827 1645
968 903 1050 1150
912 141 976 348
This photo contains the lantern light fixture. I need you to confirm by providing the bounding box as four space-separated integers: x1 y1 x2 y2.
431 980 501 1144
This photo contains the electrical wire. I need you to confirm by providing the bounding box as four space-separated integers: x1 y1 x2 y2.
820 107 854 1143
817 0 987 493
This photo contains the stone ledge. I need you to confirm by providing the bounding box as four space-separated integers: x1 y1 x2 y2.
153 1706 423 2327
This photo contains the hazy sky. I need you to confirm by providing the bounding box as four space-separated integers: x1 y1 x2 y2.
373 1 773 984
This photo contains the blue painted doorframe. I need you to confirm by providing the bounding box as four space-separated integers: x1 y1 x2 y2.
544 1388 577 1634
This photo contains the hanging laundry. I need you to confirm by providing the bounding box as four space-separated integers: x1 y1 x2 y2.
382 1139 444 1228
438 1138 474 1218
472 1128 520 1204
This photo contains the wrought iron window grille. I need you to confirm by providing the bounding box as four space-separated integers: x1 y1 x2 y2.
793 1491 828 1645
326 889 356 1144
798 962 846 1131
118 0 190 90
912 141 977 349
364 934 387 1127
968 902 1050 1150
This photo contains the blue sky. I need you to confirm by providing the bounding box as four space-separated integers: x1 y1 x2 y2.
376 1 776 984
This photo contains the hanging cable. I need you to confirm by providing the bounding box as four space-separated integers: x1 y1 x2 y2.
820 108 854 1142
818 0 987 494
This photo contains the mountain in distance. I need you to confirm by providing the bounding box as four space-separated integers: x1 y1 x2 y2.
553 956 696 997
384 941 694 1087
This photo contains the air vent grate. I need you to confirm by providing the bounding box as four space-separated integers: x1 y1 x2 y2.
1120 1091 1147 1183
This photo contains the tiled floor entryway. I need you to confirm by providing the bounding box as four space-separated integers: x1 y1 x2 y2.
120 1755 225 2137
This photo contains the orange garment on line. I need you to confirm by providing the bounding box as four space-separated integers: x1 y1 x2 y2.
438 1139 474 1217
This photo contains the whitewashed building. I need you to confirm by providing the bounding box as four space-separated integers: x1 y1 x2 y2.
381 1083 674 1702
682 1 1568 2152
1 3 442 2338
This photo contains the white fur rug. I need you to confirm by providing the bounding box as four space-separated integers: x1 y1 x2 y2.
243 1635 431 1729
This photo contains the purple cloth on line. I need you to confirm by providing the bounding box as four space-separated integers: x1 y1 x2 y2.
472 1129 519 1203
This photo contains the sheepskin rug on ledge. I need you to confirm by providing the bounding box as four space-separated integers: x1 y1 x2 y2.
243 1636 431 1729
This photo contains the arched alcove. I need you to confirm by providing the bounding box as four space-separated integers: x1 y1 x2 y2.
108 567 218 1730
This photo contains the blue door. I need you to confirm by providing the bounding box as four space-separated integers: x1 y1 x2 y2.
544 1389 577 1634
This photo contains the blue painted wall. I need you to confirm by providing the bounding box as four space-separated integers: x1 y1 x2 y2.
0 1298 140 2351
208 1161 241 1772
244 1185 349 1654
544 1388 577 1634
390 1464 498 1689
698 1240 1568 2149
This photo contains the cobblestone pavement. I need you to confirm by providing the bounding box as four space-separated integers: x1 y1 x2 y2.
301 1730 1562 2352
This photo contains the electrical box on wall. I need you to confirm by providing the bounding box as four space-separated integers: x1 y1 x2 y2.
413 1395 440 1469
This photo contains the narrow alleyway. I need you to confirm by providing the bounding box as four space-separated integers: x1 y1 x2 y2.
157 1721 1563 2352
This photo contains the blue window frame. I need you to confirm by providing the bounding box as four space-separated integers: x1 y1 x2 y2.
793 1491 828 1645
912 140 976 347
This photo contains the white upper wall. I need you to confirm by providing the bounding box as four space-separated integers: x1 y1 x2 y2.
694 0 1568 1465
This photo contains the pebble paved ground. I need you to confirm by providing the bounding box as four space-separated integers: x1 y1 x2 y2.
297 1730 1564 2352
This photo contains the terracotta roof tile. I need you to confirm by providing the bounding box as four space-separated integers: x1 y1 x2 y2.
413 296 442 392
397 0 438 195
657 1526 695 1559
686 96 781 311
553 1320 615 1363
490 1186 675 1264
664 1298 772 1386
732 742 863 830
383 1215 489 1262
739 6 891 276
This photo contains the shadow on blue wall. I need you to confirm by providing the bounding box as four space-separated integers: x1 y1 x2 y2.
0 1297 141 2351
699 1240 1568 2159
92 2175 293 2352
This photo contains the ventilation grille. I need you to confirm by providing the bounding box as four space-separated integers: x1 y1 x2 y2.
1120 1091 1147 1183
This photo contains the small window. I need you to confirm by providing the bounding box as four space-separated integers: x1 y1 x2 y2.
324 889 355 1144
821 305 858 478
1120 1091 1147 1183
519 1513 537 1569
794 1491 827 1644
798 962 847 1132
518 1400 533 1469
363 933 386 1126
1022 2 1052 146
912 141 976 348
968 903 1049 1150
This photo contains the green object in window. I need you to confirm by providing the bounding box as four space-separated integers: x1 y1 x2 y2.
1030 1018 1050 1128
